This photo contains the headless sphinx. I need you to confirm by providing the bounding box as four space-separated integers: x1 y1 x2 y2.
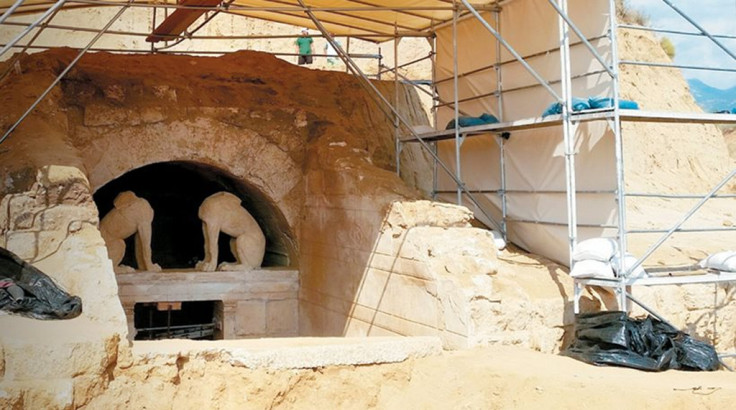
195 191 265 272
100 191 161 273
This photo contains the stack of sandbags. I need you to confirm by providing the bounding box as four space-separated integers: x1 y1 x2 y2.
569 238 647 279
699 251 736 272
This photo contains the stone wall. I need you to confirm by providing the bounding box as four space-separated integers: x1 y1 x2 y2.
300 197 502 349
0 166 128 409
117 269 299 339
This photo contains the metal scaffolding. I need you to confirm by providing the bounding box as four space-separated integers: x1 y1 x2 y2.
1 0 736 322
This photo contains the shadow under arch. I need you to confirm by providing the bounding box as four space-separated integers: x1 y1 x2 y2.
93 160 297 269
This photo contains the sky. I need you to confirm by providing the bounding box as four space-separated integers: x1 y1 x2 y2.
631 0 736 89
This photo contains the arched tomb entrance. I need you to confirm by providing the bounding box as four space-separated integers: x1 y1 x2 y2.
93 161 299 341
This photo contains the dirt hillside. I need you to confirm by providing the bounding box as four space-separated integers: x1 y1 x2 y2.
617 28 735 266
724 127 736 159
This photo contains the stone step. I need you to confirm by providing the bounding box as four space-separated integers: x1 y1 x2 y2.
0 316 120 381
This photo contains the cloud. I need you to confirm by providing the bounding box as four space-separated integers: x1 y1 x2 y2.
629 0 736 89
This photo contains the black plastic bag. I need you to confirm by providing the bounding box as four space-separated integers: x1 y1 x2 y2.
564 311 719 371
0 247 82 320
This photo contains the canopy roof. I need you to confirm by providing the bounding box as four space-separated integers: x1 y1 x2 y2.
1 0 501 42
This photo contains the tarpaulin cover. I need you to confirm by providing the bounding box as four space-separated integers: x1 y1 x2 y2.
0 246 82 320
0 0 472 42
564 311 720 372
434 0 616 265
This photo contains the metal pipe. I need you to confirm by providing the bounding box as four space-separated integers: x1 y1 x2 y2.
296 0 503 233
433 34 609 86
503 218 618 229
150 2 156 53
394 23 400 175
0 17 149 38
660 0 736 62
435 91 496 108
620 60 736 73
378 53 432 75
626 193 736 199
0 1 132 146
609 0 628 277
0 0 66 59
452 3 462 205
498 135 508 240
393 73 434 98
494 8 503 122
432 141 438 200
558 0 578 268
494 7 506 241
0 0 25 25
546 0 614 78
345 36 351 73
137 322 215 332
459 0 561 101
430 29 438 201
626 227 736 234
434 69 609 108
163 0 168 46
0 5 61 83
0 43 383 60
624 168 736 276
434 189 616 195
433 98 472 117
618 23 736 40
431 3 516 32
376 46 382 79
625 292 677 328
61 0 462 12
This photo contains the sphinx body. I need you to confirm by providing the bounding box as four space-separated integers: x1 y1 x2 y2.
195 191 265 272
100 191 161 273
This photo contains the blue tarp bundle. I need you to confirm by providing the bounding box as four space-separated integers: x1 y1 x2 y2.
542 97 639 117
542 98 591 117
588 97 639 110
445 113 499 130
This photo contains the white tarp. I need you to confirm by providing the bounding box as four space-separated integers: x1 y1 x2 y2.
434 0 616 265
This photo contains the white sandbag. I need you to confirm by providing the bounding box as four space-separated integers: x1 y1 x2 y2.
569 259 615 279
611 253 647 279
573 238 618 262
490 230 506 251
699 251 736 272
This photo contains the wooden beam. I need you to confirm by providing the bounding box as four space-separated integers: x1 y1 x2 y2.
146 0 222 43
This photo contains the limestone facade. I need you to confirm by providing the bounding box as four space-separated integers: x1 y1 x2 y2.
117 269 299 340
300 197 503 349
0 166 127 408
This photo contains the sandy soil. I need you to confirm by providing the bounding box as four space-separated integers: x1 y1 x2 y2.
724 127 736 160
84 344 736 409
605 28 736 269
